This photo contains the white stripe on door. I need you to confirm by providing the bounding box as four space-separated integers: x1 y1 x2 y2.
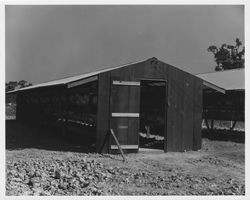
112 113 139 117
111 145 139 149
112 80 140 86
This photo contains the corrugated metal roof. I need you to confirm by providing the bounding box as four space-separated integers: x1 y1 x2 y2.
196 68 244 91
7 58 150 94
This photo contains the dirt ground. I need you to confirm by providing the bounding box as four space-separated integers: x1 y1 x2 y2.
6 121 245 195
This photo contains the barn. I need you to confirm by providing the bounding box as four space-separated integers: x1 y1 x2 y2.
7 57 210 153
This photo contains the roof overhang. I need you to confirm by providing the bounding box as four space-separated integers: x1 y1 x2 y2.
196 69 244 93
6 58 152 95
67 75 98 88
6 75 99 95
202 80 226 94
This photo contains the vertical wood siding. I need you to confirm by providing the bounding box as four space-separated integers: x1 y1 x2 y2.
96 72 111 153
99 58 203 152
193 77 203 150
14 57 202 153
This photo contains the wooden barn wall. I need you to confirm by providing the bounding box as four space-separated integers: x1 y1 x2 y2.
193 77 203 150
15 58 202 153
16 93 23 121
96 72 111 153
161 61 202 152
96 58 202 152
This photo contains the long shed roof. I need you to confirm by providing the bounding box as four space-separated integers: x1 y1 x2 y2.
7 58 150 94
8 57 239 94
196 68 244 91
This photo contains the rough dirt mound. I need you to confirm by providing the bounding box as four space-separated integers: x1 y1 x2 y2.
6 157 110 195
6 138 245 196
6 120 245 196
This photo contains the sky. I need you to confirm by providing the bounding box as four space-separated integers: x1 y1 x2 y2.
5 5 244 84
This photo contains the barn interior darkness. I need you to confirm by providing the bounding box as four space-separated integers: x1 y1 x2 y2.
66 81 98 147
15 80 98 150
139 80 166 149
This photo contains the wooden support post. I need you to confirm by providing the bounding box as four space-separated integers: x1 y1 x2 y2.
62 88 68 138
98 130 111 154
16 94 20 122
98 129 127 162
60 92 65 137
145 125 150 138
110 129 126 162
36 92 41 129
210 119 214 130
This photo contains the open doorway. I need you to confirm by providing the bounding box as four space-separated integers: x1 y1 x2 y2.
139 80 167 151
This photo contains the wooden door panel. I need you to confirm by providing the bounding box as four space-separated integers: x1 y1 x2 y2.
110 117 128 145
110 80 140 153
128 86 140 113
111 85 129 113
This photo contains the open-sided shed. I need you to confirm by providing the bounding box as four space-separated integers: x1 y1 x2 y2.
7 57 204 153
197 69 245 130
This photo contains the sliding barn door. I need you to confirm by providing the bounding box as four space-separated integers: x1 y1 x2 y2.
110 80 140 153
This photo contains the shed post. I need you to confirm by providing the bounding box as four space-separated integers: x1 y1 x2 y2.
96 73 111 153
164 79 169 152
15 94 20 122
62 88 69 138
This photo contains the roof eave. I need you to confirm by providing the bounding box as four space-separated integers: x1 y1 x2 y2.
202 81 226 94
6 83 66 95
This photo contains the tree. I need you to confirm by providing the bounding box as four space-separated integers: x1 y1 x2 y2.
207 38 245 71
5 80 32 92
6 80 32 104
5 81 18 92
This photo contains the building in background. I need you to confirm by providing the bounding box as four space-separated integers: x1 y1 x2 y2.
197 69 244 130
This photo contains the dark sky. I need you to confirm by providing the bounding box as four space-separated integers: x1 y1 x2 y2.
5 5 244 84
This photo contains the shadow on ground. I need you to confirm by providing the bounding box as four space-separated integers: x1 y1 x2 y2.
6 120 95 153
202 129 245 143
6 120 245 153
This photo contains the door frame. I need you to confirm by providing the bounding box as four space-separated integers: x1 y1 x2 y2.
139 78 168 151
109 78 141 153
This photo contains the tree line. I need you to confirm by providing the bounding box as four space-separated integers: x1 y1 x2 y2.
207 38 244 71
6 80 32 104
6 80 32 92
